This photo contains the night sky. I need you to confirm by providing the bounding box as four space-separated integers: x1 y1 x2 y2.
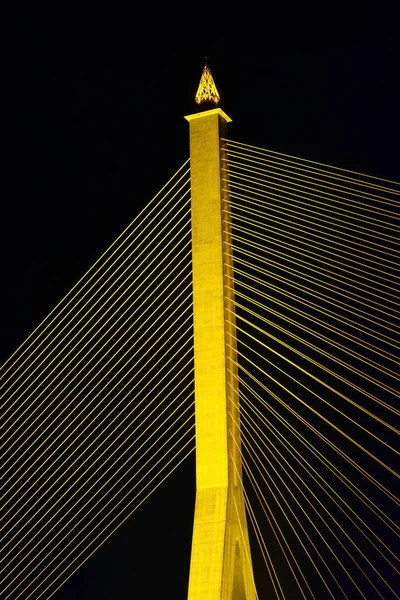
3 5 399 599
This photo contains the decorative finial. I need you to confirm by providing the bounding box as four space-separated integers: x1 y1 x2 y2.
195 63 220 106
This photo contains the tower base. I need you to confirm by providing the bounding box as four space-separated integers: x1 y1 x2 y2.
187 485 256 599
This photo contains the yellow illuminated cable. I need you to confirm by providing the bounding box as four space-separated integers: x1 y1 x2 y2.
2 274 192 480
225 179 400 260
229 265 400 368
237 369 400 529
225 157 400 225
229 227 400 302
1 190 190 403
3 264 192 463
231 482 260 600
230 394 378 596
231 415 353 599
228 189 400 271
231 260 400 353
224 148 400 206
8 428 195 600
3 328 194 523
231 242 399 321
241 449 313 599
226 167 400 248
1 161 190 373
3 206 191 408
4 396 195 581
228 430 284 599
226 452 260 600
242 460 309 600
1 166 190 377
3 363 194 556
223 138 400 191
230 227 400 319
233 355 399 507
5 428 195 596
231 305 400 432
228 267 400 371
2 330 194 521
2 340 193 530
2 338 193 530
228 320 400 460
3 333 193 527
2 222 191 438
225 272 400 383
2 276 192 474
227 198 400 284
2 322 193 504
242 480 286 600
225 138 400 191
2 264 193 466
231 451 286 600
229 250 400 334
238 390 400 565
239 420 383 599
231 252 400 357
225 147 400 204
235 338 400 502
229 216 400 290
34 444 195 600
237 399 399 595
225 140 400 195
4 389 194 556
230 284 400 393
229 219 400 292
235 371 400 536
238 388 400 575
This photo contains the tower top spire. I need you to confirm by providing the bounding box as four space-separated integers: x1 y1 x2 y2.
195 62 220 106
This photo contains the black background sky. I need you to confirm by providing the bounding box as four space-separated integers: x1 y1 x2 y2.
3 4 399 599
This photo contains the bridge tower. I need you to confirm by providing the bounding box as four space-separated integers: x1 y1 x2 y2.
185 65 257 599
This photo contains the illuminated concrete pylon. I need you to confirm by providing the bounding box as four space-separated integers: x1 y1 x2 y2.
185 84 257 598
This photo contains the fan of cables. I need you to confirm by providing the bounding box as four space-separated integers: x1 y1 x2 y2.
1 160 195 600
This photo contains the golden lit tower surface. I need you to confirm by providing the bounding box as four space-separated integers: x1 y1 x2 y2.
185 103 257 598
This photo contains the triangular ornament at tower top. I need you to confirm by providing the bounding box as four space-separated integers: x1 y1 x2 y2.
195 63 221 105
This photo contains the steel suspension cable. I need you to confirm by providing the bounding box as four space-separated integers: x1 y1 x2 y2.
233 356 399 508
240 422 386 599
230 227 399 304
237 387 400 575
2 203 191 412
223 138 400 192
1 162 190 378
228 324 399 468
236 368 400 536
225 181 399 261
6 426 195 600
229 218 400 292
230 288 400 401
224 147 400 211
3 389 195 582
3 324 194 523
228 198 400 284
2 257 192 470
225 272 400 383
228 191 400 278
224 157 400 229
229 252 400 337
231 261 400 353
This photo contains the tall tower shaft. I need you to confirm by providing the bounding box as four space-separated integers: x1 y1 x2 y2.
185 102 257 599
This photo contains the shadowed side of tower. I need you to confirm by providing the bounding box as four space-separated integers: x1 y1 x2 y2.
185 65 257 600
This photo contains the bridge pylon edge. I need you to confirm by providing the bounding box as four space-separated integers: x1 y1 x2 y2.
185 105 257 599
